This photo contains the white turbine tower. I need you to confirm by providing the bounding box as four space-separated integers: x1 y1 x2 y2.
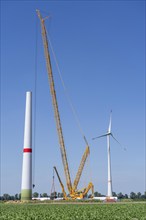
93 111 125 199
21 91 32 201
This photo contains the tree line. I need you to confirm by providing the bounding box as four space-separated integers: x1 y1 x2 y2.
0 191 146 201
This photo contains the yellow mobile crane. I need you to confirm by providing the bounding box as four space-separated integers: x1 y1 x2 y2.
37 10 94 199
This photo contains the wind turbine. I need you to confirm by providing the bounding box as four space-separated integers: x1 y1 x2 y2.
92 111 125 198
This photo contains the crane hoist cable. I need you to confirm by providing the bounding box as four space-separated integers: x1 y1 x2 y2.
32 15 39 189
32 13 52 189
46 29 92 190
46 26 92 193
47 31 89 147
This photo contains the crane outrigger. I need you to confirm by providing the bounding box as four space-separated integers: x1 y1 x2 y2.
37 10 94 199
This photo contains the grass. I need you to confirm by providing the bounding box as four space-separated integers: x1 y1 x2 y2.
0 202 146 220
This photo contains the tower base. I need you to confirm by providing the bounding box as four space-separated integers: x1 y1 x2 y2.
21 189 32 201
105 196 117 202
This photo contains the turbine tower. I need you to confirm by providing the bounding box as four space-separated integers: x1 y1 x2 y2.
93 111 125 198
21 91 32 201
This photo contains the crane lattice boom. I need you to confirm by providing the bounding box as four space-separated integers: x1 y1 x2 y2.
37 10 72 193
37 9 94 199
73 146 90 191
53 166 68 200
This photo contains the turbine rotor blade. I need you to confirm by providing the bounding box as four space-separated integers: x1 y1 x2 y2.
92 133 108 140
111 133 126 151
108 110 112 133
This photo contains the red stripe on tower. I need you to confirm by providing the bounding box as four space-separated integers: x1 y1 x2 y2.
23 148 32 153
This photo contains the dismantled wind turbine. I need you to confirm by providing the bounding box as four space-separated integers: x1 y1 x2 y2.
92 110 126 198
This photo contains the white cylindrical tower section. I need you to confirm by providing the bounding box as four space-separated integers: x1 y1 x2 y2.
107 135 113 197
24 92 32 149
21 91 32 201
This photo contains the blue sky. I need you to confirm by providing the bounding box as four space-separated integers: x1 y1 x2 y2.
1 1 145 196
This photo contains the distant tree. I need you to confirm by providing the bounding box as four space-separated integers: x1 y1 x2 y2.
19 193 21 200
14 194 19 200
94 192 101 197
57 192 64 198
141 191 146 199
94 192 98 197
57 192 61 198
88 194 92 198
50 192 57 200
112 192 117 197
117 192 124 199
33 192 39 198
10 195 15 200
124 194 128 199
3 194 10 200
137 192 141 199
84 193 88 198
60 192 64 198
97 192 101 197
42 193 48 197
130 192 136 199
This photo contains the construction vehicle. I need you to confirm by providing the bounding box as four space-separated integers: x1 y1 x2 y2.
37 10 94 199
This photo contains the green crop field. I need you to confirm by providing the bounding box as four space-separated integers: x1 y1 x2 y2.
0 202 146 220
